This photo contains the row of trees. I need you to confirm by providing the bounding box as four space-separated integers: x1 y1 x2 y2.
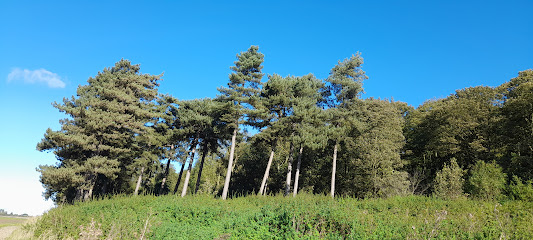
404 69 533 199
37 46 533 203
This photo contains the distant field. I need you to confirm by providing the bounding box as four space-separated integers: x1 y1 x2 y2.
0 216 29 227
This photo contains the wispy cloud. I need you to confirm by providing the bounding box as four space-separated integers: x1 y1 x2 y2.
7 68 66 88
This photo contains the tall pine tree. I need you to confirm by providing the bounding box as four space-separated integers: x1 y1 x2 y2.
217 46 264 199
37 60 162 203
322 53 367 197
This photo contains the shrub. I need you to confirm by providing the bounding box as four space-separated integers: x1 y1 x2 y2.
509 175 533 201
434 158 465 200
467 161 506 200
27 194 533 239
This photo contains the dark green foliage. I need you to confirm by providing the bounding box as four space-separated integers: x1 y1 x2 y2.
403 86 501 195
323 53 367 108
341 99 409 198
498 70 533 180
218 45 265 200
217 45 265 128
37 60 162 203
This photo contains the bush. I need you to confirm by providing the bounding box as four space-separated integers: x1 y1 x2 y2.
467 161 506 200
509 175 533 201
28 194 533 239
434 158 465 200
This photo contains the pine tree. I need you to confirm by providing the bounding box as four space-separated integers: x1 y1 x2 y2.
37 60 162 203
253 74 294 195
170 99 216 197
217 46 264 199
322 53 367 197
286 74 325 196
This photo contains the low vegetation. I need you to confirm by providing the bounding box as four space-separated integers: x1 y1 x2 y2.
0 216 30 228
21 194 533 239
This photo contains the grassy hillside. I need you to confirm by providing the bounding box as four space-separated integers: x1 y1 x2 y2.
23 194 533 239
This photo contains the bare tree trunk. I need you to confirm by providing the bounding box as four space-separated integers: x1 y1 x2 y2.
293 145 303 197
259 145 276 196
84 176 96 201
284 142 295 196
222 127 238 200
331 143 338 198
173 157 186 195
216 175 220 192
134 166 145 196
159 145 174 195
195 141 209 194
174 144 194 195
181 143 198 197
159 160 171 195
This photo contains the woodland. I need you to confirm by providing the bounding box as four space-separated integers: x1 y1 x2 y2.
37 46 533 204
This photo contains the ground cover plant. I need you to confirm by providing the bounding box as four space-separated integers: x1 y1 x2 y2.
25 194 533 239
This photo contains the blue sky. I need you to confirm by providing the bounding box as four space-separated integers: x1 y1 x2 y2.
1 1 531 215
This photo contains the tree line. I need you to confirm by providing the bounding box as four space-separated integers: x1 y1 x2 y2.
37 46 533 203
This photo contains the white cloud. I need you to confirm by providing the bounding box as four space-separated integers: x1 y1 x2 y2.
7 68 66 88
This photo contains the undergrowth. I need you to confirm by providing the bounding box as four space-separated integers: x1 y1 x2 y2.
28 194 533 239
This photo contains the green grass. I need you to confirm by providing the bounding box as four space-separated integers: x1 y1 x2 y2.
29 194 533 239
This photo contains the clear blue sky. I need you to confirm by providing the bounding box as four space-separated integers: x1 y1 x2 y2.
1 0 531 215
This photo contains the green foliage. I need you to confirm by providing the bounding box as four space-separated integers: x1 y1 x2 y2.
217 45 265 128
509 175 533 201
434 158 465 200
36 60 162 203
403 86 501 195
342 99 409 198
34 47 533 210
30 195 533 239
323 53 367 108
218 46 265 200
467 161 506 200
498 70 533 180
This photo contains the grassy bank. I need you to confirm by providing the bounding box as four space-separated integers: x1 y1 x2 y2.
26 194 533 239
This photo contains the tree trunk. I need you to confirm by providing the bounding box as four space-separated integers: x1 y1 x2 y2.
159 145 174 195
222 127 238 200
84 175 96 201
284 142 295 196
259 143 277 196
86 185 94 201
134 166 145 196
181 142 198 197
331 143 338 198
195 141 209 194
174 144 194 195
173 157 187 195
159 154 172 195
293 145 303 197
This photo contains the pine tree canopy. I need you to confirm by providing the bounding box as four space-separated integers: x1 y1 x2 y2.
37 59 162 203
34 48 533 202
